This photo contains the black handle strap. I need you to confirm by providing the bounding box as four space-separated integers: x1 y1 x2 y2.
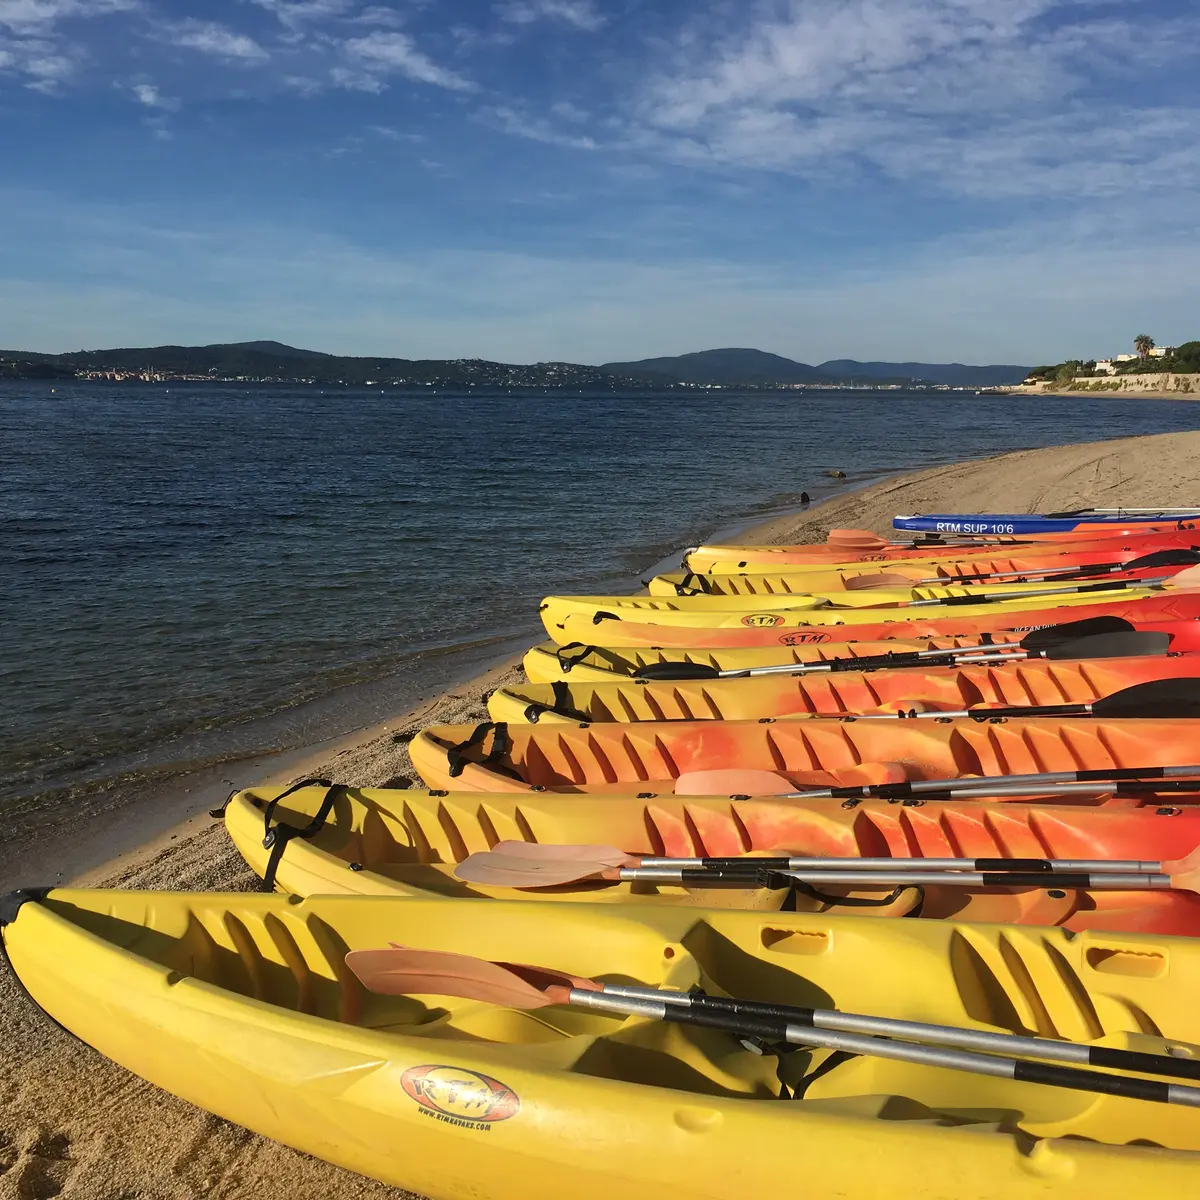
525 681 592 724
259 782 344 892
674 571 713 596
445 722 516 780
554 643 596 673
211 775 332 820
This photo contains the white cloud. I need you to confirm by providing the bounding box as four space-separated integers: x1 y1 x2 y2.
482 105 597 149
349 5 404 27
0 33 76 89
0 0 134 90
0 0 134 34
251 0 352 30
131 81 178 110
497 0 603 32
633 0 1200 200
369 123 423 141
163 19 269 62
329 65 384 92
340 31 472 90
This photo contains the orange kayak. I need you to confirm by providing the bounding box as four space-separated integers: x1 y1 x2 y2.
689 526 1200 571
410 715 1200 794
489 652 1200 724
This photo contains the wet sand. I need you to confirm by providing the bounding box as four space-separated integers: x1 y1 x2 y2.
4 429 1200 1199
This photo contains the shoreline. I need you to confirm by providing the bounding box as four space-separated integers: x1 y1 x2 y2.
57 429 1200 889
6 429 1200 1200
2 468 883 893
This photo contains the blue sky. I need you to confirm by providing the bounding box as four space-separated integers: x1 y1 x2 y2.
1 0 1198 364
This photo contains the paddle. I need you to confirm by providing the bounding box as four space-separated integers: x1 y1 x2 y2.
455 841 1176 887
842 549 1200 592
631 618 1149 681
825 529 1020 551
909 548 1200 587
904 563 1200 608
841 677 1200 721
458 844 1194 889
346 947 1200 1107
671 763 1200 801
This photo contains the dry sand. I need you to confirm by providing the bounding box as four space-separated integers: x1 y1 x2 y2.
4 429 1200 1200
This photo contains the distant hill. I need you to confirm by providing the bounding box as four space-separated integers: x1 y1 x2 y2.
2 340 1034 389
228 341 332 360
601 348 831 385
602 349 1031 387
818 360 1031 387
2 342 658 390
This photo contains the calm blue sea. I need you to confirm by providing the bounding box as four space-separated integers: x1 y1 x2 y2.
3 381 1198 807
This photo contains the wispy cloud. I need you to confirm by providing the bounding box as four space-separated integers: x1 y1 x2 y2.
339 30 473 90
0 0 135 35
632 0 1200 199
481 104 597 149
497 0 604 32
0 0 134 90
162 19 269 62
130 80 178 110
250 0 352 29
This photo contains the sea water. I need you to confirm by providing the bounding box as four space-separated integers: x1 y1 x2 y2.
3 381 1198 809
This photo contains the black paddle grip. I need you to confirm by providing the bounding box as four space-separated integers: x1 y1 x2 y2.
1012 1060 1172 1103
660 1006 790 1043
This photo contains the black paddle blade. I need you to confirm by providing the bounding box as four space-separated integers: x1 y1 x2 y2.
1043 631 1172 661
1020 616 1134 651
1124 548 1200 570
634 661 722 680
1092 678 1200 718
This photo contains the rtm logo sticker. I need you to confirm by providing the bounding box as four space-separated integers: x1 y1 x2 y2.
741 614 785 627
401 1065 520 1131
779 632 831 644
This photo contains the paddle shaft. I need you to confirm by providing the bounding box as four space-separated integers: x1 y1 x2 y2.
636 854 1163 872
565 990 1200 1107
906 575 1174 607
599 984 1200 1082
619 866 1172 888
775 765 1200 802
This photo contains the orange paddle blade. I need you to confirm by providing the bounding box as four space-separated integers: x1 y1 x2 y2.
346 946 580 1006
844 572 924 591
488 840 630 865
827 529 890 550
456 851 623 887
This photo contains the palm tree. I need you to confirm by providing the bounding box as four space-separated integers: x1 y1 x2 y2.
1135 334 1155 358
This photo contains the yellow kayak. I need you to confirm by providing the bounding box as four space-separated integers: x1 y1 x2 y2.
221 782 1200 935
541 584 1167 637
522 635 1029 683
6 886 1200 1200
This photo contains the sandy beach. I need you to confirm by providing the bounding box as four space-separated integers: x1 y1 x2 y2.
5 428 1200 1200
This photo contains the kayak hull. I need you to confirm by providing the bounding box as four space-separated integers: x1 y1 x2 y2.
524 634 1031 684
541 584 1182 638
688 529 1200 572
554 594 1200 649
225 784 1200 936
650 561 1191 597
488 653 1200 725
7 889 1200 1199
410 715 1200 794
